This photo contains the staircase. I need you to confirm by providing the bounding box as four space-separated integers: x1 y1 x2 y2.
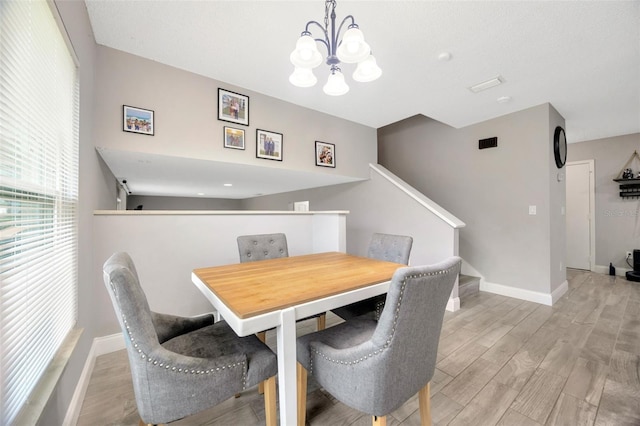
459 274 480 299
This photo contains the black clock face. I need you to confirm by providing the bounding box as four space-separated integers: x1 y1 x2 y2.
554 126 567 168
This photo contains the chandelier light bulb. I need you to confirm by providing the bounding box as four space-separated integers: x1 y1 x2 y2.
352 54 382 82
289 67 318 88
336 27 370 64
323 69 349 96
290 35 322 68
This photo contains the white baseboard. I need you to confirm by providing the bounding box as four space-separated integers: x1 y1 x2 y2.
551 280 569 304
62 334 124 426
447 296 460 312
480 280 564 306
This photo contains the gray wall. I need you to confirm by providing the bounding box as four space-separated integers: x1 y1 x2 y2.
40 2 379 423
93 46 377 182
92 212 346 336
548 105 567 292
375 104 566 295
568 132 640 269
127 195 242 210
41 1 117 423
243 166 462 273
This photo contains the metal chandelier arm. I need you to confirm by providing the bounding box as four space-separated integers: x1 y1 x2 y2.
335 14 357 46
302 21 330 53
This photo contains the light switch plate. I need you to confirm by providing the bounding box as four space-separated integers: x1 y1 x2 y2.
529 205 537 215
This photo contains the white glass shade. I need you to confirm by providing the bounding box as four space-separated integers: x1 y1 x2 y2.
352 54 382 82
289 67 318 87
290 35 323 68
323 70 349 96
336 27 370 63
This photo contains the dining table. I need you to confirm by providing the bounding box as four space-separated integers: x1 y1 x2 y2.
191 251 405 426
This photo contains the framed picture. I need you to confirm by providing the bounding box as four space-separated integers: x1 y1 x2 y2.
218 88 249 126
123 105 154 136
315 141 335 168
224 126 245 150
256 129 283 161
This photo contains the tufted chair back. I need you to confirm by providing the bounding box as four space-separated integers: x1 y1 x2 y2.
367 233 413 265
103 252 279 425
297 256 461 421
237 233 289 262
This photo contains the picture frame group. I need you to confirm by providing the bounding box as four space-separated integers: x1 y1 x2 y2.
123 105 154 136
315 141 335 167
218 88 249 126
256 129 283 161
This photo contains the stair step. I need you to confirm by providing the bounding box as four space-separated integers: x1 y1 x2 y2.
459 274 480 299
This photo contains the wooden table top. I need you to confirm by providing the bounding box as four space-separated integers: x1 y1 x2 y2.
193 252 404 319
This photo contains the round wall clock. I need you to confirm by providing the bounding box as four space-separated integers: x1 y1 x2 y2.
554 126 567 168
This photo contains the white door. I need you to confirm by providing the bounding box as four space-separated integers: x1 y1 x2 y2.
566 161 594 270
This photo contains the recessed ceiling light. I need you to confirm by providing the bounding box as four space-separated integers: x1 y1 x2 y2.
196 192 205 196
438 52 452 62
497 96 512 104
223 183 233 187
469 76 504 93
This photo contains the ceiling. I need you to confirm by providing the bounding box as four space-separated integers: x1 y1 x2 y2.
85 0 640 199
96 147 364 199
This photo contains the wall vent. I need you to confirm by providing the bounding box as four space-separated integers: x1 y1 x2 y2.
479 137 498 150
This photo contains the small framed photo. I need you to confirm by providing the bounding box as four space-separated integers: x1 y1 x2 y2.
123 105 154 136
315 141 335 168
256 129 283 161
224 126 245 150
218 88 249 126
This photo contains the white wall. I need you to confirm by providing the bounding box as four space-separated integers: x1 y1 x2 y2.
568 132 640 270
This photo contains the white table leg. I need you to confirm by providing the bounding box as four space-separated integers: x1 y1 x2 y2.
276 307 297 426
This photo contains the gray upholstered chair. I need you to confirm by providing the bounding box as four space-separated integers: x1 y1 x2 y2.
332 233 413 321
103 252 278 426
237 233 327 332
297 256 461 426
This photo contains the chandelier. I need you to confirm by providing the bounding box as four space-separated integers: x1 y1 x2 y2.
289 0 382 96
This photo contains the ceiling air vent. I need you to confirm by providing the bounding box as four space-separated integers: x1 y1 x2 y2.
479 137 498 150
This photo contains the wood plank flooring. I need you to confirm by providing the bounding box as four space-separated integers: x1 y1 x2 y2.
76 269 640 425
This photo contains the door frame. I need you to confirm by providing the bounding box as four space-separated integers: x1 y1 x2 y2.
566 160 595 271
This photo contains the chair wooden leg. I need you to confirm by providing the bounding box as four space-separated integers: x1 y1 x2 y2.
139 421 163 426
297 362 308 426
418 382 432 426
263 375 277 426
316 313 326 330
257 331 267 394
372 415 387 426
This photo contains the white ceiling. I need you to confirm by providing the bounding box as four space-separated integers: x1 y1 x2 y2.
85 0 640 199
96 147 364 199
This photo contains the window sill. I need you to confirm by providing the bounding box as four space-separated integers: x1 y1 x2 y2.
13 328 83 425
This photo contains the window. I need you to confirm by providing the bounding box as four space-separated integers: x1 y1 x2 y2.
0 1 79 423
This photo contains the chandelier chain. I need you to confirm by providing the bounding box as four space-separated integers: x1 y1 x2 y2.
324 0 336 30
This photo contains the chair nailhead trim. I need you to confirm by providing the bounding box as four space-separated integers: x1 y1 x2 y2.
309 265 458 373
116 311 248 388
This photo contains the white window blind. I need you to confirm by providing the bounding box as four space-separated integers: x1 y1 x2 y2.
0 1 79 424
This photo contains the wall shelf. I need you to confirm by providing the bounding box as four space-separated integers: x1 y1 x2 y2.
613 151 640 198
614 178 640 198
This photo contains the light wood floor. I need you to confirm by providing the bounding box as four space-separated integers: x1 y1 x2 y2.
77 269 640 425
